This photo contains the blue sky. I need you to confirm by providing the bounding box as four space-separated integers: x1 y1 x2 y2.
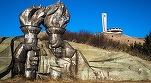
0 0 151 38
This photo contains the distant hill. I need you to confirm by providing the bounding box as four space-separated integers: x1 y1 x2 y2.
101 33 144 45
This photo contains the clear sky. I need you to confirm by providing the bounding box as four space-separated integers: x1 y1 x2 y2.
0 0 151 38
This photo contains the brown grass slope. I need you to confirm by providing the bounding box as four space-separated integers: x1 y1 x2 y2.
102 33 144 45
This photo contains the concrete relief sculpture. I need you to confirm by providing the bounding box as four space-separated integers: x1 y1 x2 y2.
12 1 80 80
0 1 107 81
43 1 78 79
12 5 44 79
2 1 151 81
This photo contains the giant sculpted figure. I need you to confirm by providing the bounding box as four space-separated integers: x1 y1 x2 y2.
43 2 78 79
12 1 79 79
12 5 44 79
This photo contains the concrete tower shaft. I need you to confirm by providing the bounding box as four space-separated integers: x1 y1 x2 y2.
102 13 107 32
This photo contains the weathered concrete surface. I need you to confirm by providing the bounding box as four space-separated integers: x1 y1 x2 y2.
0 37 23 79
69 42 151 81
0 37 151 81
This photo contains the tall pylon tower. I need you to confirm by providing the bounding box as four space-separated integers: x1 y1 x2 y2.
102 13 107 32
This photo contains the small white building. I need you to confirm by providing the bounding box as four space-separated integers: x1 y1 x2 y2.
106 27 122 33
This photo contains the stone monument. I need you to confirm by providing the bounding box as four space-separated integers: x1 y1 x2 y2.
12 5 44 79
12 1 79 79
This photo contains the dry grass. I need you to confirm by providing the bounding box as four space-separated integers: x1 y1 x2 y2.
0 77 151 83
103 33 144 45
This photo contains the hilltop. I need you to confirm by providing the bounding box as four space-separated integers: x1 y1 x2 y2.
101 32 144 45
